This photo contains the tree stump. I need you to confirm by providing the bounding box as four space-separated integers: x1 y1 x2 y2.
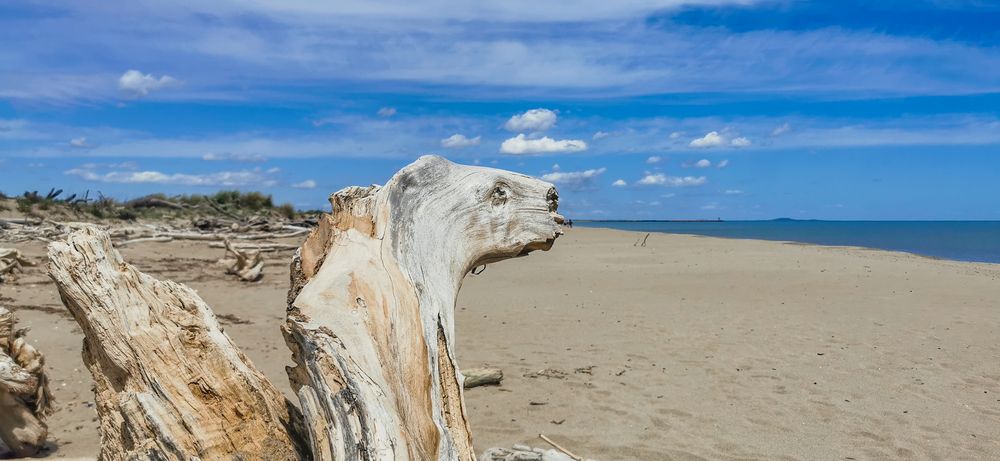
47 156 563 460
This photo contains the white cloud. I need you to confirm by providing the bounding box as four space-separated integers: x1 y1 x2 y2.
551 163 560 171
670 131 684 140
440 133 481 148
646 155 662 164
637 173 707 187
772 123 792 136
118 70 179 97
292 179 317 189
66 165 277 187
724 189 744 195
730 137 751 147
504 108 557 132
593 131 610 140
540 167 606 191
694 159 711 168
717 159 729 168
690 131 724 148
202 152 267 162
377 107 397 117
70 137 90 148
702 202 720 210
500 134 586 155
612 179 627 187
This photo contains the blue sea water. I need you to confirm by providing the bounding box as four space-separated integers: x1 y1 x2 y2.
574 220 1000 264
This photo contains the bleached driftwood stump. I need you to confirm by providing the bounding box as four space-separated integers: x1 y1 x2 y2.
285 156 563 460
47 155 563 460
0 307 52 457
49 229 308 460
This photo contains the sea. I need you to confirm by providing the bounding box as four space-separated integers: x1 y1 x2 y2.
573 220 1000 264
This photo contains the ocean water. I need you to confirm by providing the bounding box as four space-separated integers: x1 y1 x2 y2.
574 220 1000 264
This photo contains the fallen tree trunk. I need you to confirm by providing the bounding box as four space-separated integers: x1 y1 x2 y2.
0 307 51 458
219 239 265 281
48 228 307 460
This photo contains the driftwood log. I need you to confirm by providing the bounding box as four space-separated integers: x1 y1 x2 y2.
46 155 563 460
0 307 52 457
219 239 265 281
461 367 503 389
0 249 33 282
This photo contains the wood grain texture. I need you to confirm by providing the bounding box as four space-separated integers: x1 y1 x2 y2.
285 155 564 460
48 227 307 461
0 306 51 457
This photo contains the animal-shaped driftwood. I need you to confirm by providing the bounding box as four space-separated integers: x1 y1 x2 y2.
46 156 563 460
0 307 52 457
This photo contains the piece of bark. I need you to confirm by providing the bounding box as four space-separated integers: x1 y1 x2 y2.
47 228 307 461
462 367 503 389
0 307 51 458
285 155 564 460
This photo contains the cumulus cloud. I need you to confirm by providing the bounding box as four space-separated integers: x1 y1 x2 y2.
612 179 627 187
772 123 792 136
440 134 481 148
292 179 317 189
593 131 610 140
66 165 277 187
118 70 179 97
202 152 267 162
690 131 724 148
637 173 707 187
694 159 711 168
377 107 397 117
646 155 662 164
730 137 751 147
541 167 606 191
70 137 90 148
500 134 586 155
717 159 730 168
504 109 557 132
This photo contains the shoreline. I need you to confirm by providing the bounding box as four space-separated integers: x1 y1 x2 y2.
574 222 1000 266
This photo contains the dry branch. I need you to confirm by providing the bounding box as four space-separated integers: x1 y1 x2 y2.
0 306 51 458
0 249 34 282
218 239 265 281
48 228 307 460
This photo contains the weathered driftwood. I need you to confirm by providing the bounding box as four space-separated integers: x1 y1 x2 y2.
462 367 503 389
0 249 34 282
48 228 307 460
219 239 265 282
208 242 299 252
45 156 563 460
0 307 52 458
285 155 564 460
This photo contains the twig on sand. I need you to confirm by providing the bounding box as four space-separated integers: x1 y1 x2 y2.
539 434 583 461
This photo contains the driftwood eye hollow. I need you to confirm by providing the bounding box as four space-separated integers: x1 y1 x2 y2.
47 156 564 461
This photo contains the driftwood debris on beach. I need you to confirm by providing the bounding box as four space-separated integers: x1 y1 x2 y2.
0 307 52 458
45 156 564 460
0 249 33 282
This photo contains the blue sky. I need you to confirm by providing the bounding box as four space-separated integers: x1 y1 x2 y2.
1 0 998 219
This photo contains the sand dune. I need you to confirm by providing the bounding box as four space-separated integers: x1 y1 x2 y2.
2 227 999 460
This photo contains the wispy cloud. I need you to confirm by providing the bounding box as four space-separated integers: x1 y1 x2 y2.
202 152 267 162
65 164 278 187
637 173 707 186
377 107 397 117
646 155 662 164
541 167 607 191
500 134 587 155
440 134 481 148
292 179 317 189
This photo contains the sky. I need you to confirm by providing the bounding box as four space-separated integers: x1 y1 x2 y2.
1 0 998 220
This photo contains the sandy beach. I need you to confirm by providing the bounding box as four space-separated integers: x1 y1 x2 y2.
2 227 1000 460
